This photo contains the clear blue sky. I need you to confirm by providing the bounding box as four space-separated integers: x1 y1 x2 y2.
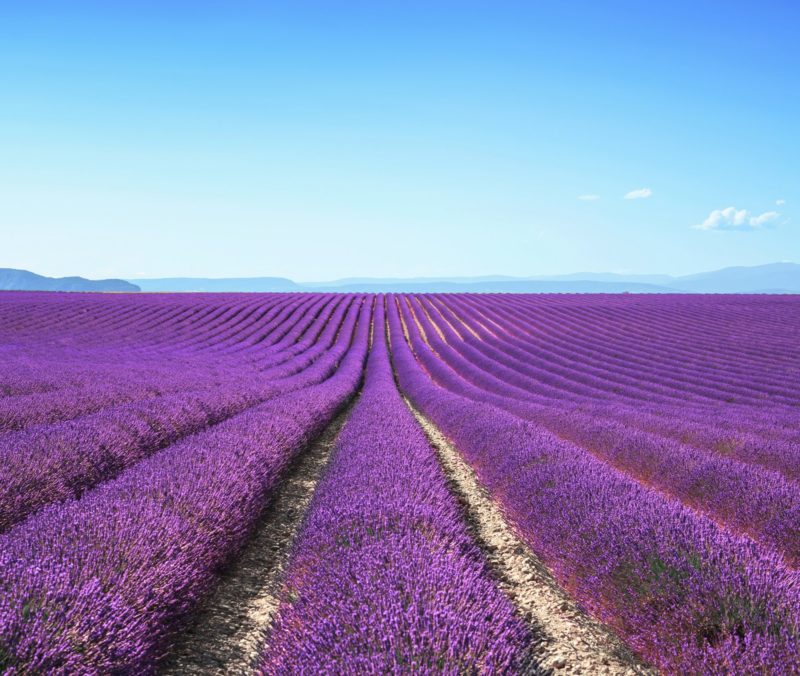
1 1 797 281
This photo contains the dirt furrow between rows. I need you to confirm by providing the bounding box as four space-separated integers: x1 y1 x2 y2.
158 399 355 675
407 400 652 676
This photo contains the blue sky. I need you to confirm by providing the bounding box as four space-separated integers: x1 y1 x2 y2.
1 1 797 281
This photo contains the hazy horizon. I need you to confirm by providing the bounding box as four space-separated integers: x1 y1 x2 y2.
3 259 799 285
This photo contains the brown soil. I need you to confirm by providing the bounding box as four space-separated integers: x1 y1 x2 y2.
407 400 653 676
158 402 353 675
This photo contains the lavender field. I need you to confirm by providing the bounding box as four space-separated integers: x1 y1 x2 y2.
1 291 799 674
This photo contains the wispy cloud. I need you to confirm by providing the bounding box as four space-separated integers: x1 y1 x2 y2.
624 188 652 200
776 199 786 206
693 207 781 231
750 211 781 227
578 194 600 201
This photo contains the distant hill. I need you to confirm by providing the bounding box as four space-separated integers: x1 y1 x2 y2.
666 263 800 293
531 272 676 285
311 275 525 286
537 263 800 293
306 262 800 294
132 277 300 292
0 268 140 293
4 263 798 294
307 280 674 293
130 275 674 293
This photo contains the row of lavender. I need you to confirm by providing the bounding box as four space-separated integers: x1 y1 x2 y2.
388 294 800 671
453 293 800 439
404 296 800 565
2 293 552 673
0 296 363 532
0 296 372 672
444 293 800 476
3 290 799 672
259 299 535 673
437 294 800 410
0 293 338 431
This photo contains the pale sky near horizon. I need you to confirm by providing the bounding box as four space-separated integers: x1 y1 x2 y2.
1 2 797 281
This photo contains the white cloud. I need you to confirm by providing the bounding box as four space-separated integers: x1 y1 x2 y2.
750 211 780 226
624 188 652 200
693 206 781 231
578 194 600 201
776 199 786 206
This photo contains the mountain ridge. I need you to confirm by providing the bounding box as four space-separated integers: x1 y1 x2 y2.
2 263 799 294
133 277 300 293
0 268 140 293
302 263 800 293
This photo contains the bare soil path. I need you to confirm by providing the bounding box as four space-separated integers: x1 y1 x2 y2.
407 400 653 676
159 401 355 675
